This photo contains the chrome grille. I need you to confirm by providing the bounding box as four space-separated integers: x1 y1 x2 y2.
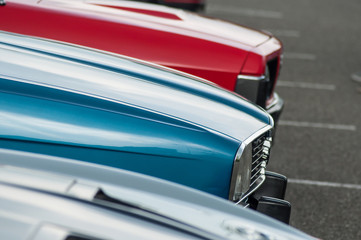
250 133 271 188
235 129 273 204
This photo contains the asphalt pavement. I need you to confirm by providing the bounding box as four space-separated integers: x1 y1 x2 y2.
205 0 361 239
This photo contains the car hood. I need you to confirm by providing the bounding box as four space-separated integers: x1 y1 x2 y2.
0 31 271 144
38 0 271 49
0 148 315 240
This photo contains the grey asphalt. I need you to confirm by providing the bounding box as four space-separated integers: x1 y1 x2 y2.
204 0 361 239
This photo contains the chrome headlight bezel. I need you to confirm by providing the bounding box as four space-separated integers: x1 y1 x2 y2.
229 126 273 202
228 143 251 202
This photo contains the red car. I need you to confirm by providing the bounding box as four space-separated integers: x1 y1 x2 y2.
1 0 283 123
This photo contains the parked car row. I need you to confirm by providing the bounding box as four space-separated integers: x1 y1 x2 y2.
1 0 284 124
0 0 311 239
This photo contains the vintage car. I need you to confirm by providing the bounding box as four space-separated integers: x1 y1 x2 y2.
0 148 314 240
0 31 290 220
137 0 206 11
0 0 283 124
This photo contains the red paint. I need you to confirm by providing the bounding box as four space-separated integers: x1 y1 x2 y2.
93 4 182 20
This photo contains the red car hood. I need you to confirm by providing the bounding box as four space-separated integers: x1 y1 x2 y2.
40 0 271 49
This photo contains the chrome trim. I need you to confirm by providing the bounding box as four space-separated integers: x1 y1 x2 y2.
236 171 266 204
266 92 281 111
237 74 265 81
228 142 246 201
0 0 5 6
228 125 272 201
243 125 273 146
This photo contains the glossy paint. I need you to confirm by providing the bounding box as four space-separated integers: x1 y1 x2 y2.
0 149 315 240
0 32 271 199
0 0 282 106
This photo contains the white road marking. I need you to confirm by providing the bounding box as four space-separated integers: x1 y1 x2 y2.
277 81 336 90
284 52 317 61
289 179 361 190
278 120 356 131
206 7 283 19
263 29 300 38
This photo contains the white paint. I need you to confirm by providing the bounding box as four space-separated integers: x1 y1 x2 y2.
289 179 361 190
206 6 283 19
284 52 317 61
263 29 300 38
277 81 336 90
278 120 356 131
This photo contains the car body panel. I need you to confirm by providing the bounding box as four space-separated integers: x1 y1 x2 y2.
0 0 282 105
0 148 315 240
0 31 271 199
0 184 205 240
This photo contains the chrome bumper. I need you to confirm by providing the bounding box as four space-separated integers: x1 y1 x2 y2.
266 93 284 127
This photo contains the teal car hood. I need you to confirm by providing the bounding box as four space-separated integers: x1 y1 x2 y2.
0 31 273 198
0 31 271 144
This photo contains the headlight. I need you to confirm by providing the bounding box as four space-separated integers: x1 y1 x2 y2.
229 128 272 203
229 143 252 201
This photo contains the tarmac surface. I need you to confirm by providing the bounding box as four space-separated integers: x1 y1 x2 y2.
205 0 361 239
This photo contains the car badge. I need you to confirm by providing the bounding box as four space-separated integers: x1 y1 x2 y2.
0 0 5 6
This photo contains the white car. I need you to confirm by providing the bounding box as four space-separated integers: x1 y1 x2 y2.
0 148 315 240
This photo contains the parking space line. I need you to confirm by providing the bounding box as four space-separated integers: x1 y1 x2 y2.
284 52 316 61
278 120 356 131
263 29 300 38
289 179 361 190
206 7 283 19
277 81 336 90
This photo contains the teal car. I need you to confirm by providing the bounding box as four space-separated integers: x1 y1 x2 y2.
0 31 289 221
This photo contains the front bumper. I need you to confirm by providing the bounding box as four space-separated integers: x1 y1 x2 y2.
238 171 291 224
266 93 284 127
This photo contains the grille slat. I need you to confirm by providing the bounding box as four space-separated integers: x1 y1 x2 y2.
252 147 263 159
250 174 263 187
251 168 262 179
251 161 263 173
252 153 264 165
250 133 270 189
235 130 272 205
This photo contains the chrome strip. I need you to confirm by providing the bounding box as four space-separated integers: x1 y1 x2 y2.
265 92 281 110
243 125 273 145
228 142 246 201
237 74 265 81
251 162 263 173
237 172 266 204
228 125 272 201
250 173 264 187
252 152 264 164
0 0 6 6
